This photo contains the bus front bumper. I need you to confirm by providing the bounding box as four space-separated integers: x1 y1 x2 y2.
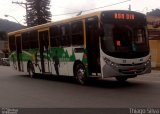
102 62 151 78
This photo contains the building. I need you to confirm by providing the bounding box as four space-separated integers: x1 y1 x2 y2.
0 32 8 58
147 16 160 67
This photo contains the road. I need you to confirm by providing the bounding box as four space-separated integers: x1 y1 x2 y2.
0 66 160 109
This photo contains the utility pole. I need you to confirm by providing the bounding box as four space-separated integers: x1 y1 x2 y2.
12 1 28 26
129 4 131 11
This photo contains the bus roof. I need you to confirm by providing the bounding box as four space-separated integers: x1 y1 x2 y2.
8 11 102 36
8 10 144 36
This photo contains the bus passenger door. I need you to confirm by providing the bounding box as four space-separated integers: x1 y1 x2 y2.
85 17 101 75
15 35 23 71
38 30 50 73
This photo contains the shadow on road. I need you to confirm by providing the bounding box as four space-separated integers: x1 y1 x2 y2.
86 79 147 89
19 74 146 89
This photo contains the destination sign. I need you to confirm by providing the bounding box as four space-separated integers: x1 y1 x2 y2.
114 13 135 20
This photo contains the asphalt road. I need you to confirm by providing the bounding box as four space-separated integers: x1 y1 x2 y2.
0 66 160 109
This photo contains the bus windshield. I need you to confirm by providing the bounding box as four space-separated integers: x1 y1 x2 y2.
101 11 149 58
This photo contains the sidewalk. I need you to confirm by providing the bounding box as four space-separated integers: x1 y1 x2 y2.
151 70 160 74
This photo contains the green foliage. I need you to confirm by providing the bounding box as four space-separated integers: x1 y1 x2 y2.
26 0 52 27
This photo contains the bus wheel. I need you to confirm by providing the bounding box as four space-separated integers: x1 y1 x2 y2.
115 77 128 82
28 62 35 78
75 64 86 85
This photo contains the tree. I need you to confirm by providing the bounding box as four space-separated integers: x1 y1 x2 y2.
26 0 52 27
147 9 160 17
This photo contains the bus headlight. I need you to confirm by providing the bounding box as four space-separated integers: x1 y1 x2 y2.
103 57 119 68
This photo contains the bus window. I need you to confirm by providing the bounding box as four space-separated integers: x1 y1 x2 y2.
71 21 83 46
9 35 16 51
60 24 70 47
22 31 38 49
22 32 30 49
113 25 132 48
134 29 145 44
50 26 61 47
29 31 38 49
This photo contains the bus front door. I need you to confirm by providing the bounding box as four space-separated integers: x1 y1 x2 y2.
15 35 23 71
85 17 101 75
38 30 50 73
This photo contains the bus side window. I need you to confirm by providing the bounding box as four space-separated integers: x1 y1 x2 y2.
29 31 38 49
22 32 30 49
71 21 83 46
60 24 70 47
9 35 16 51
50 26 61 47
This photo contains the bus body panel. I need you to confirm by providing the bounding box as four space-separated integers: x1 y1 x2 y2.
49 46 84 76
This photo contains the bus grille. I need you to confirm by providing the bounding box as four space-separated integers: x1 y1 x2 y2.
119 63 144 66
119 68 145 74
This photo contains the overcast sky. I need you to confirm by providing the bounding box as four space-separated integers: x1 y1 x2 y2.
0 0 159 25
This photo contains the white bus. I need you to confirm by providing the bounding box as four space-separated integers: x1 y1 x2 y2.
8 10 151 84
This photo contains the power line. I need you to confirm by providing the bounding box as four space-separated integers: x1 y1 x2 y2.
52 0 131 16
12 1 28 26
82 0 131 12
52 11 80 16
0 6 18 14
12 1 27 8
53 5 81 12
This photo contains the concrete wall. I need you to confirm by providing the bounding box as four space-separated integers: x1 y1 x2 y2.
147 16 160 68
149 40 159 67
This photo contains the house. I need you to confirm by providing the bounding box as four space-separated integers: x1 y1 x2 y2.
0 32 8 58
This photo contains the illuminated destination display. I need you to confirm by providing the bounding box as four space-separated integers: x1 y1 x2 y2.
114 13 135 20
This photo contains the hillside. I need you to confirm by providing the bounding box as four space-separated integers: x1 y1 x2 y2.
0 19 25 33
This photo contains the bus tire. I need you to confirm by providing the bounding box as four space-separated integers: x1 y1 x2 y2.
27 62 35 78
74 63 86 85
115 76 128 82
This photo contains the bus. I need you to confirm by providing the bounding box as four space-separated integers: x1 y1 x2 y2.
8 10 151 84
